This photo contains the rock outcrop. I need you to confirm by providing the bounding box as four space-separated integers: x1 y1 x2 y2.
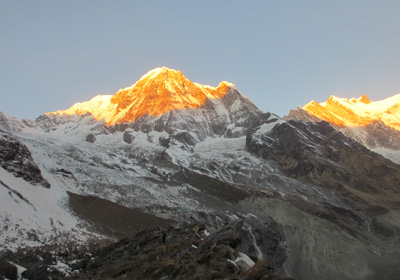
0 127 50 188
1 219 292 280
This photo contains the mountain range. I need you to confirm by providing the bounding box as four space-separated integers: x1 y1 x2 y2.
287 93 400 163
1 67 400 280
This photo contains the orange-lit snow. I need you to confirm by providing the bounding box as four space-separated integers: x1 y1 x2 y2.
46 67 233 125
303 93 400 130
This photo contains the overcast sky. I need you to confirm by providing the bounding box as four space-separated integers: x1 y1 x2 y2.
1 0 400 119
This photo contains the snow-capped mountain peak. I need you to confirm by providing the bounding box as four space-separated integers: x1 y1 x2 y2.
303 93 400 129
287 92 400 163
46 67 235 126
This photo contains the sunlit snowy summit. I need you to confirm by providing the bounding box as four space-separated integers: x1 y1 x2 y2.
287 93 400 162
46 67 263 139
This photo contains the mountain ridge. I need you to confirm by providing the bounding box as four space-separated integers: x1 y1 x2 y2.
286 93 400 163
47 67 238 126
299 93 400 129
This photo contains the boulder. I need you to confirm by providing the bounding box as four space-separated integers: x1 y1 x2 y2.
123 131 135 144
86 134 96 143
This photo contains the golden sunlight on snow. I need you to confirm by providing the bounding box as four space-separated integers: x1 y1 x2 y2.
303 94 400 130
46 67 233 125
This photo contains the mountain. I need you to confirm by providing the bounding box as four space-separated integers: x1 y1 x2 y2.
1 68 400 280
49 67 232 125
47 67 263 139
287 94 400 163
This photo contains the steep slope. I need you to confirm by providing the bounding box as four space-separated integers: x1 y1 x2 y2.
287 94 400 163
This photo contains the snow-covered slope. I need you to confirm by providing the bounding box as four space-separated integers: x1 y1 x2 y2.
0 113 100 251
0 166 97 251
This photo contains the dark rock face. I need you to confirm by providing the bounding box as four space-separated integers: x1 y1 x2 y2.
0 129 50 188
246 120 400 213
85 134 96 143
188 211 287 270
22 263 57 280
122 131 135 144
0 258 17 280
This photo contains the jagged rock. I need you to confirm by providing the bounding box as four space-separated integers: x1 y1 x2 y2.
85 134 96 143
0 129 50 188
197 219 244 256
188 211 287 270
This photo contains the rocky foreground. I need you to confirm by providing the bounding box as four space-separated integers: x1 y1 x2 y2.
0 219 293 280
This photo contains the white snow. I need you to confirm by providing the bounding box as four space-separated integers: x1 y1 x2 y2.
255 118 286 135
371 147 400 164
316 93 400 129
0 167 93 251
230 252 255 269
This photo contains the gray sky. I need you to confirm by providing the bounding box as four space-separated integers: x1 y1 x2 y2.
1 0 400 119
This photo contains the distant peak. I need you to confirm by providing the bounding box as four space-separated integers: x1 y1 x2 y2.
139 67 181 81
302 93 400 130
325 95 341 104
357 94 371 104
